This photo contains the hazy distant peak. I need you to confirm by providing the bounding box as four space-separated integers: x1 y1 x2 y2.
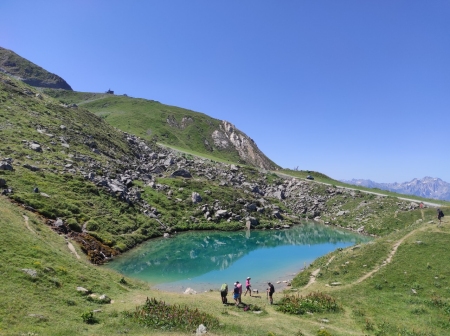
342 177 450 201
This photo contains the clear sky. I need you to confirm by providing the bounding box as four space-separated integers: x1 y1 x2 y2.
1 1 449 183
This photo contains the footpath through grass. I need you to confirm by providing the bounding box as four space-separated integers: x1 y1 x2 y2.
289 207 450 335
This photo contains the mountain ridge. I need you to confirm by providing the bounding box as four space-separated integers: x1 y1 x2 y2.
43 89 280 170
0 46 72 90
341 176 450 201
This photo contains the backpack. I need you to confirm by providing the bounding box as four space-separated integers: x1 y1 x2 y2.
220 284 227 292
440 210 444 217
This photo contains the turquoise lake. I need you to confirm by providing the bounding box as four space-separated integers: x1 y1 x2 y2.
106 222 371 293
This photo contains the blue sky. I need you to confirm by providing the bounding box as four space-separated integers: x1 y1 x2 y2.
1 1 449 183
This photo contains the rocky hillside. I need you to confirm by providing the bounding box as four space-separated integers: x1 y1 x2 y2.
42 90 279 170
342 177 450 201
0 46 72 90
0 72 420 264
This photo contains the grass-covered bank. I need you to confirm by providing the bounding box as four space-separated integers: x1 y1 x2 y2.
3 68 450 335
3 192 449 335
289 207 450 335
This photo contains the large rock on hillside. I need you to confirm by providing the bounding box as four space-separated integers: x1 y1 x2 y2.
0 46 72 90
211 120 278 170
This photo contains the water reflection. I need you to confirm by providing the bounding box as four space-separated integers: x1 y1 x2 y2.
107 222 370 286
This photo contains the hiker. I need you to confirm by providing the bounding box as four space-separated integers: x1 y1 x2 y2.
267 282 275 305
437 208 445 225
236 281 243 303
220 283 228 304
233 283 240 306
244 277 252 296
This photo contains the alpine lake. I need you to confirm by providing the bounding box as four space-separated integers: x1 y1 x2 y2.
106 222 371 293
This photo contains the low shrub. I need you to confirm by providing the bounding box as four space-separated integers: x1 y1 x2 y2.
81 311 98 324
124 297 220 332
277 292 341 315
66 218 82 232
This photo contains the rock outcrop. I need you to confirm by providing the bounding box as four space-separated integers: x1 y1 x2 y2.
212 120 278 170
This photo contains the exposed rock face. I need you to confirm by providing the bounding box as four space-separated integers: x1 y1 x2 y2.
212 120 278 170
0 46 72 90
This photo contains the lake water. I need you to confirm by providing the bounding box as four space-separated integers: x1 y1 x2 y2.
106 222 370 293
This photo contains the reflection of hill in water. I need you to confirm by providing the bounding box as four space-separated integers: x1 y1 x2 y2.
107 223 370 282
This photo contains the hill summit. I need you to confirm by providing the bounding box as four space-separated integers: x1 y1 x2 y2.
0 46 72 90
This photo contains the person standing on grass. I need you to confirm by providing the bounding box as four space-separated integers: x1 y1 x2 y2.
267 282 275 305
437 208 445 226
236 281 243 304
233 282 240 306
220 283 228 304
244 277 252 296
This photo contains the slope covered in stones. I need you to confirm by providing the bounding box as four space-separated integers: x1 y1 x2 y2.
1 73 426 263
43 89 279 170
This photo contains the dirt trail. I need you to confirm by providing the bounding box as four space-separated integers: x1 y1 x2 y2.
353 227 420 284
23 213 81 259
273 172 442 208
67 240 81 259
303 224 431 290
22 215 34 234
304 255 335 288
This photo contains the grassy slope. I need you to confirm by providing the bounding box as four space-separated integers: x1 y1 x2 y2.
44 89 450 208
4 194 449 336
291 207 450 335
0 47 72 90
1 76 449 335
0 74 167 254
43 90 245 164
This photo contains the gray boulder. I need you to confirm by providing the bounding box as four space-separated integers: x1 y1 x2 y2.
54 218 64 227
196 324 207 335
246 217 259 227
273 210 283 219
245 203 257 211
30 143 42 152
171 169 192 178
192 192 202 203
0 162 14 171
22 269 38 278
23 164 40 171
215 209 228 218
76 286 90 295
273 190 285 200
164 157 174 166
98 294 111 304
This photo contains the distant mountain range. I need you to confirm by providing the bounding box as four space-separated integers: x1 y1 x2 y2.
341 177 450 201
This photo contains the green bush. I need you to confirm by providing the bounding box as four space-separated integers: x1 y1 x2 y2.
277 292 341 315
85 219 99 231
81 311 98 324
66 218 82 232
125 297 220 332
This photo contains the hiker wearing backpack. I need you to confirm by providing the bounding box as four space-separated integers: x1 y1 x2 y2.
233 283 240 306
437 208 445 226
220 283 228 304
236 281 243 304
267 282 275 305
